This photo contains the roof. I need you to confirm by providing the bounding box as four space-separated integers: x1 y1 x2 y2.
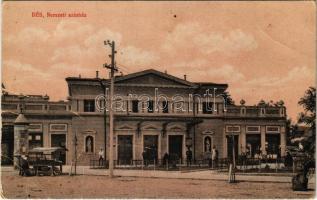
114 69 196 87
66 69 228 89
195 82 228 88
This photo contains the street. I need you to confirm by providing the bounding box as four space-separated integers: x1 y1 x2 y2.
1 168 315 199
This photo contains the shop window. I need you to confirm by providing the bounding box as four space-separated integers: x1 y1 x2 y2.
246 134 261 157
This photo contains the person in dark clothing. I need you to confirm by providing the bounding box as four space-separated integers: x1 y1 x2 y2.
186 148 193 167
163 152 169 167
20 155 31 176
284 151 293 168
142 150 148 166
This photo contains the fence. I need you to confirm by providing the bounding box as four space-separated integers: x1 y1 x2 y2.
90 158 230 171
89 156 314 174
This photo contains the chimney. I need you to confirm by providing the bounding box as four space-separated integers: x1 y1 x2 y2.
164 70 167 74
96 70 99 78
184 74 187 81
79 74 81 78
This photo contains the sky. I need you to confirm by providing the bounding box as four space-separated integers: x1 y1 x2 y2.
2 1 316 122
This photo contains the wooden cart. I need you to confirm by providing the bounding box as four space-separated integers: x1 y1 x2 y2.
28 147 65 176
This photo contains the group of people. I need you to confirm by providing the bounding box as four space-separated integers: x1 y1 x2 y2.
19 155 32 176
142 146 158 166
187 146 219 168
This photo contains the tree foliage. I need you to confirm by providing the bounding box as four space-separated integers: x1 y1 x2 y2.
298 87 316 157
222 91 235 105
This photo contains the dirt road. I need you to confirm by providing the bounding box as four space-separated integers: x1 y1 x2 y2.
1 170 314 198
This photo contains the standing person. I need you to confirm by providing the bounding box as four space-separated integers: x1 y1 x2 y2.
163 152 169 167
186 147 193 167
212 145 217 169
20 155 31 176
215 148 219 168
98 147 104 167
142 149 148 166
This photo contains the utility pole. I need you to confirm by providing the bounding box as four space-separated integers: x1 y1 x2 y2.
104 40 118 178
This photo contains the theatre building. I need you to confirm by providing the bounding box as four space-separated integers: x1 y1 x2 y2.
1 69 287 165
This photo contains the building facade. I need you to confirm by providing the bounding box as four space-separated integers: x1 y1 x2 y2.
1 69 287 165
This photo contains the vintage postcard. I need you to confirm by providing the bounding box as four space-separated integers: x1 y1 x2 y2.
1 1 316 199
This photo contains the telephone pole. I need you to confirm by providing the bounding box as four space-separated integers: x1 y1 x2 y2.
104 40 118 178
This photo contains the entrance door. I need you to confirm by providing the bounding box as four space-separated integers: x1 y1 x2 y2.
117 135 133 165
143 135 158 163
51 134 66 164
226 135 239 160
168 135 183 161
1 125 14 165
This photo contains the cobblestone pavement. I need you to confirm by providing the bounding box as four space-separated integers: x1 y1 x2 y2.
1 167 315 198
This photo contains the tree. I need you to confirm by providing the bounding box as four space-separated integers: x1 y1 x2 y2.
286 118 296 146
291 87 315 191
298 87 316 156
222 91 235 105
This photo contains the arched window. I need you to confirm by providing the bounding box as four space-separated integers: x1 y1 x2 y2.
204 136 212 152
85 135 94 153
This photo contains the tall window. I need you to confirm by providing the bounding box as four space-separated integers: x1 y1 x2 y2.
162 101 168 113
84 100 95 112
132 100 139 113
202 102 213 114
148 100 154 113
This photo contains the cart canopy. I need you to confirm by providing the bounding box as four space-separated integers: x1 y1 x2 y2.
29 147 65 154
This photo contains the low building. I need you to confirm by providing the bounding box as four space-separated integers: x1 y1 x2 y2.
1 69 287 165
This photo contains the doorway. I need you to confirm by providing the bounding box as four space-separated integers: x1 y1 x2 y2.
51 134 67 164
168 135 183 161
226 135 239 160
117 135 133 165
143 135 158 162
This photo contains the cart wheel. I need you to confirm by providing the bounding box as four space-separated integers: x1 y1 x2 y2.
50 167 54 176
53 167 61 176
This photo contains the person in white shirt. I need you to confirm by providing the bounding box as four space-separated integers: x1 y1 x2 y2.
98 147 104 167
211 146 218 168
